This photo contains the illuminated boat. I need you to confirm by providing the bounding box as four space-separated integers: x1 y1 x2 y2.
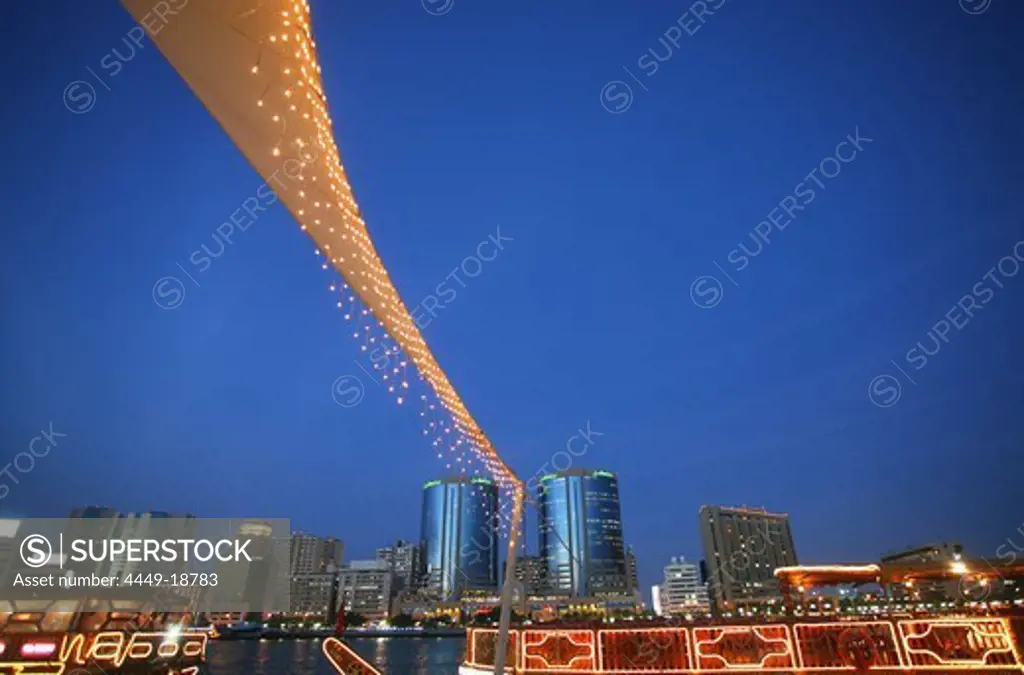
323 559 1024 674
0 605 208 675
320 612 1024 675
456 615 1024 674
449 561 1024 674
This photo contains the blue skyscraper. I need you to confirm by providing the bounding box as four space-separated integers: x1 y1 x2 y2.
538 469 627 597
420 476 499 600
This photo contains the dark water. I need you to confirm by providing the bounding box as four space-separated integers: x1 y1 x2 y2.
206 637 466 675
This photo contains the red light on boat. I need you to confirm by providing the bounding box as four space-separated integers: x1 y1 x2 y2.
0 642 5 656
20 641 57 657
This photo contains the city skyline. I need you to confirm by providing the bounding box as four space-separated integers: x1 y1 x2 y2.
2 0 1022 611
10 467 1014 611
55 487 994 613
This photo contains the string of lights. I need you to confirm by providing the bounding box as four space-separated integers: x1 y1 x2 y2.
120 0 524 531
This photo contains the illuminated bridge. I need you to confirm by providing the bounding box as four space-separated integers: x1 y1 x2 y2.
120 0 523 499
119 0 527 670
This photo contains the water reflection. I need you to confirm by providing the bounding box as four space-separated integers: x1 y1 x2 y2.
206 637 465 675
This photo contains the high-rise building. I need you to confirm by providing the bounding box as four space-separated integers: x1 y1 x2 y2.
698 505 798 611
290 532 343 575
538 469 628 598
513 555 547 596
338 560 394 620
660 556 710 614
420 476 499 600
625 546 640 599
376 539 423 592
240 520 283 613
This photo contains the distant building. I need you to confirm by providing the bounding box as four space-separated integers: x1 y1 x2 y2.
69 507 195 520
625 546 640 599
0 518 66 590
660 557 710 614
67 508 195 578
269 531 342 619
69 506 120 519
67 507 121 576
513 555 547 596
106 512 197 579
881 541 964 566
290 532 343 575
376 539 423 592
882 542 964 601
291 573 339 618
421 476 499 600
698 505 798 611
338 560 394 620
699 559 710 586
538 469 628 598
217 520 281 615
651 584 663 616
0 520 23 587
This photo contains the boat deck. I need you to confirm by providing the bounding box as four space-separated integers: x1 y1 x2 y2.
456 614 1024 673
0 610 207 675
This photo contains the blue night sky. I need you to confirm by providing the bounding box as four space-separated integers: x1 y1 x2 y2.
1 0 1022 600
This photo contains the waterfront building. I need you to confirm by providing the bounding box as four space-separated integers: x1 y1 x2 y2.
376 539 423 592
242 520 286 609
290 532 343 575
338 560 394 620
660 556 710 614
420 476 499 600
537 469 628 598
291 573 339 618
698 505 798 612
513 554 547 596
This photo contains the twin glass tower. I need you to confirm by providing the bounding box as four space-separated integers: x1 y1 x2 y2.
538 469 628 597
420 476 500 600
420 469 627 601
